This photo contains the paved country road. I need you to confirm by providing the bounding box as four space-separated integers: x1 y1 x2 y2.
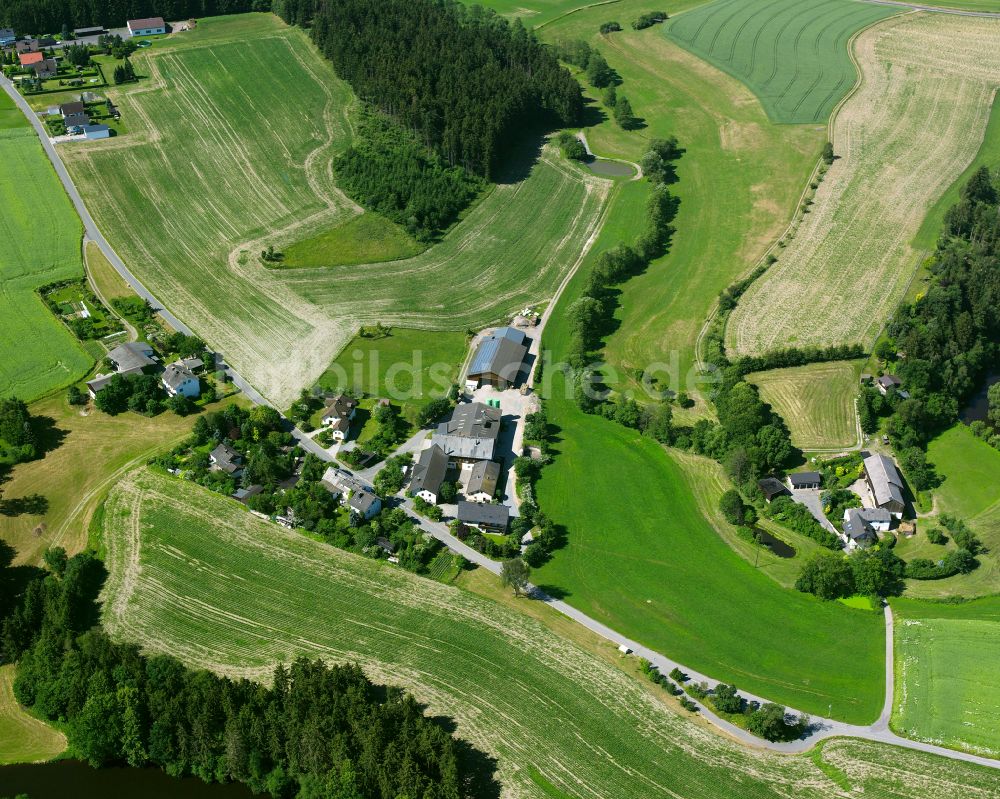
6 74 1000 772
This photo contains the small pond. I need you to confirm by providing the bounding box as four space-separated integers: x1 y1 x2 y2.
961 371 999 424
756 529 796 559
585 158 636 178
0 760 263 799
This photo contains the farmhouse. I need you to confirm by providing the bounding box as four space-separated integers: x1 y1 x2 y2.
432 402 501 465
863 453 906 518
409 444 448 504
108 341 156 373
18 51 44 66
757 477 788 502
127 17 167 36
161 362 200 398
63 113 90 131
843 507 891 550
0 29 15 47
59 101 86 118
32 59 58 79
348 487 381 521
81 124 110 140
788 471 822 490
876 375 901 395
465 459 500 503
321 394 357 434
466 327 529 392
209 443 244 476
457 500 509 533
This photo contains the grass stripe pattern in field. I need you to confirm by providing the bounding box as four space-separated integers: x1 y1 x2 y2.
748 360 861 450
62 14 609 407
0 127 92 401
99 469 1000 798
665 0 899 123
892 597 1000 758
728 12 1000 358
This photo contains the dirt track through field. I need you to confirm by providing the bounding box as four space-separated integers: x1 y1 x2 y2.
728 12 1000 357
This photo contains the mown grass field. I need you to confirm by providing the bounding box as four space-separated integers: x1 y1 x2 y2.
475 0 600 26
748 361 861 451
729 13 1000 358
539 0 823 407
894 425 1000 598
62 14 609 407
0 666 65 764
84 241 135 302
892 597 1000 758
96 469 1000 799
0 393 244 566
665 0 899 123
0 125 92 402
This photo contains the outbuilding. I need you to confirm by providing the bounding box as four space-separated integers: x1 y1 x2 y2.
757 477 788 503
457 500 509 533
81 123 111 140
863 453 906 518
466 327 528 391
788 471 822 490
127 17 166 36
0 29 15 47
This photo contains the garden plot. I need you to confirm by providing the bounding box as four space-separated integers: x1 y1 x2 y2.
728 13 1000 358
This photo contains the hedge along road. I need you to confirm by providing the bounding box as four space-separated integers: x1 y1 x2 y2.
7 63 1000 774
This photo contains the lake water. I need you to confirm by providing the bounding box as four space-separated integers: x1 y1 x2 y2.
586 159 635 178
756 529 796 558
0 760 262 799
961 372 999 424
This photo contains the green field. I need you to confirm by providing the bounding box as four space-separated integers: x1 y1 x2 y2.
748 361 861 451
278 212 425 269
0 91 26 129
62 14 609 407
894 425 1000 597
96 468 1000 798
665 0 898 124
915 0 1000 9
0 665 65 764
537 0 824 406
893 597 1000 757
0 126 92 402
474 0 602 26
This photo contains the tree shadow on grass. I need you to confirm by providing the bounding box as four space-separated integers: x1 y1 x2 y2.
31 415 69 456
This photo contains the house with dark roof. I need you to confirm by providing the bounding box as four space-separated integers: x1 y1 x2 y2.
162 362 200 398
876 375 902 396
457 500 509 533
349 487 381 521
108 341 156 374
85 372 116 398
863 454 905 517
788 471 822 490
465 459 500 503
59 101 85 117
63 112 91 131
73 26 106 37
432 402 501 465
232 485 264 504
842 507 891 550
210 443 244 476
757 477 788 503
32 58 58 79
409 444 448 504
466 327 529 391
374 536 396 554
15 39 39 54
127 17 166 36
321 394 357 441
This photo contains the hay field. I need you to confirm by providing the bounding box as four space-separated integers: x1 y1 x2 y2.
748 361 861 451
666 0 899 123
893 598 1000 758
728 13 1000 358
0 666 65 764
62 14 609 407
97 469 1000 799
0 127 92 401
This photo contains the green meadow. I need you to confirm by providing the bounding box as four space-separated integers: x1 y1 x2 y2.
0 125 92 402
665 0 899 123
892 597 1000 758
97 468 997 798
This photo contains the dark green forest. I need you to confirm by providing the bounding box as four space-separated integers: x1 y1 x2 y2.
0 544 488 798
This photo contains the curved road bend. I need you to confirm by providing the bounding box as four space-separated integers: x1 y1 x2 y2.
7 74 1000 772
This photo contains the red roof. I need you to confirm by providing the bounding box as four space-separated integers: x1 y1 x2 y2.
19 51 44 65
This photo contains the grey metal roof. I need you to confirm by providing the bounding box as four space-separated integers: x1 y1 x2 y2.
789 471 822 487
466 459 500 497
468 333 527 381
210 443 242 473
843 509 878 542
410 445 448 497
349 489 380 514
457 501 509 528
162 362 196 390
108 341 155 373
757 478 787 499
864 454 905 510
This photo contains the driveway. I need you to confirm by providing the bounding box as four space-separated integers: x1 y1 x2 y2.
789 488 838 534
